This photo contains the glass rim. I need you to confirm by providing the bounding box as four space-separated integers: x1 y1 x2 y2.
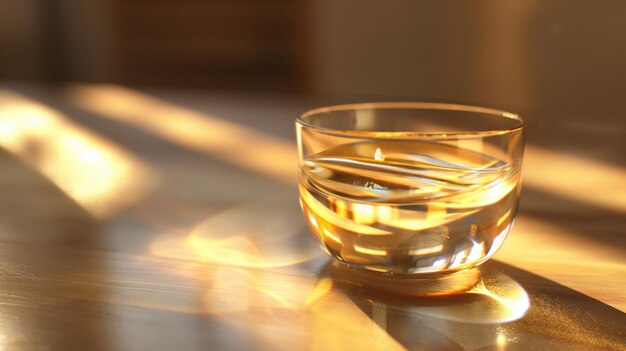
296 102 526 139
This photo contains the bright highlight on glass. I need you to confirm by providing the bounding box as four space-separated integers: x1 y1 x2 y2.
297 103 525 275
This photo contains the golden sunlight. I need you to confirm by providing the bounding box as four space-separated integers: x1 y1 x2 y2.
415 270 530 323
146 209 405 350
149 204 320 268
0 90 154 217
523 145 626 213
65 84 298 182
66 84 626 215
198 268 405 351
496 215 626 312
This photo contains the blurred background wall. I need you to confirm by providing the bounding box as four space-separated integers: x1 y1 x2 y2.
0 0 624 162
0 0 305 89
311 1 626 112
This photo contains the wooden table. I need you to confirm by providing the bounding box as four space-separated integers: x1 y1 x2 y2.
0 83 623 350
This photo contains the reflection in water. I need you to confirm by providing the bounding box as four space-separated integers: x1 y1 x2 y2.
66 84 298 182
0 90 154 217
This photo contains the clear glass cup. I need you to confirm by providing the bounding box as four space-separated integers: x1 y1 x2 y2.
296 103 525 276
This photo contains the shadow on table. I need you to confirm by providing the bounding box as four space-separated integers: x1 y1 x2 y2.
520 187 626 251
320 259 626 351
8 84 625 252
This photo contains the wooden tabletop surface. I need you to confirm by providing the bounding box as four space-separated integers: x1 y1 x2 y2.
0 83 623 350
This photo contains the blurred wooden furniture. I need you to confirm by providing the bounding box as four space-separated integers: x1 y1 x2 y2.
110 0 306 89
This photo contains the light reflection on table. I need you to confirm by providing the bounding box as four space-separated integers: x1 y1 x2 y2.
0 83 623 350
146 214 533 350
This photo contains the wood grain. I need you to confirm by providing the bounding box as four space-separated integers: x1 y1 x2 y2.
0 83 623 350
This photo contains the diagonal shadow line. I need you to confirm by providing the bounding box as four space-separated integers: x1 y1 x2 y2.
151 89 626 172
136 90 626 250
140 88 307 141
11 85 625 250
0 147 97 246
5 85 625 349
325 260 626 351
0 155 117 350
10 85 292 189
519 187 626 250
